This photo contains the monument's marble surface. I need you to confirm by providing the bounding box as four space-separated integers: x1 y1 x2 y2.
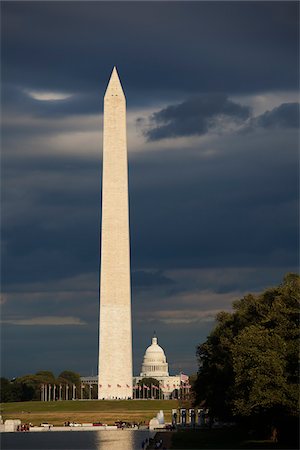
98 67 132 400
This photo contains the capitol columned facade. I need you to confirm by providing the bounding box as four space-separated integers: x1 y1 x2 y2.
81 334 190 400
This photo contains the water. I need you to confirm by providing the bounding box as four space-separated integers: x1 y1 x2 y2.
0 429 150 450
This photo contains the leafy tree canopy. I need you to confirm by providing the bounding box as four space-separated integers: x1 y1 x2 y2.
1 370 82 402
137 377 160 387
58 370 81 386
1 377 35 402
35 371 56 383
194 273 299 426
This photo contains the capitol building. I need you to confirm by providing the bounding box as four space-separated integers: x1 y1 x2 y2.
133 335 189 399
81 334 190 400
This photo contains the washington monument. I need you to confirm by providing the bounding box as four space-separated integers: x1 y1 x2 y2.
98 67 133 399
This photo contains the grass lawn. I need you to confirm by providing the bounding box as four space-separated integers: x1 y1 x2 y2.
171 428 298 449
0 400 181 426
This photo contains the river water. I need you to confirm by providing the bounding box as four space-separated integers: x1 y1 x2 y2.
1 429 150 450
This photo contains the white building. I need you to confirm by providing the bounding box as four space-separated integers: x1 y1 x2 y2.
133 335 190 400
81 335 190 400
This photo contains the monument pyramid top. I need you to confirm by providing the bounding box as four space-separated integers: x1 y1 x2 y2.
104 66 125 99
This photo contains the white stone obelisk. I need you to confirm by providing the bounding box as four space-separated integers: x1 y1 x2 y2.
98 67 133 399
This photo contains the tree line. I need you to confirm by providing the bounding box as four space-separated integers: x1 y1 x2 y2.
192 273 299 445
0 370 81 402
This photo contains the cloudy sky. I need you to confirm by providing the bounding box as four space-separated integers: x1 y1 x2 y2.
1 1 299 379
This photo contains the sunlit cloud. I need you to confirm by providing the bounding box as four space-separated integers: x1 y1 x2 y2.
25 90 72 101
0 293 8 305
141 308 231 325
232 91 299 115
2 316 87 326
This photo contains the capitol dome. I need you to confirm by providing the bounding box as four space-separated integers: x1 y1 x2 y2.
140 335 169 377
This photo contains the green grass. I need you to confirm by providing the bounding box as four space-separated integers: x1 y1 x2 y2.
0 400 181 426
1 399 178 413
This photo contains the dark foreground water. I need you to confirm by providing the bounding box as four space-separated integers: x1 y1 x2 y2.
1 429 150 450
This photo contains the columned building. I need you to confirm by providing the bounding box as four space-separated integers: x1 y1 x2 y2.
140 336 169 377
133 335 190 400
81 335 190 400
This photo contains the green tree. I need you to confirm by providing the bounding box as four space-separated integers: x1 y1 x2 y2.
137 377 160 387
15 371 57 401
1 370 84 402
194 311 236 419
58 370 81 386
16 371 55 400
0 378 16 402
194 274 299 440
35 371 56 384
58 370 81 397
232 326 291 415
1 377 35 402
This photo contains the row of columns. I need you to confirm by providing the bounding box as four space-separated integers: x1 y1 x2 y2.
133 384 162 399
172 407 209 427
132 382 191 400
40 384 95 401
178 383 191 400
40 382 191 401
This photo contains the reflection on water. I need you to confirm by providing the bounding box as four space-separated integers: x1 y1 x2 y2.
95 430 133 450
1 429 148 450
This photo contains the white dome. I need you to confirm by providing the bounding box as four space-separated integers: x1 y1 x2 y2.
140 336 169 377
144 338 166 362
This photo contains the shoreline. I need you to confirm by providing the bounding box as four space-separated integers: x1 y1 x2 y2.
0 425 154 433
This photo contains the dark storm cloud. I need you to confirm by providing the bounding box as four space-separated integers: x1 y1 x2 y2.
129 132 298 269
250 102 299 130
141 94 251 140
132 270 174 289
1 1 299 378
2 170 101 286
1 2 298 98
141 99 299 140
2 126 298 292
2 322 98 376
